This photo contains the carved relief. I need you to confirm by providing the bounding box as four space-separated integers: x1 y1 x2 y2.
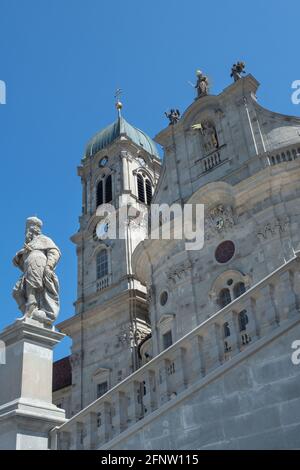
205 205 235 240
116 324 149 348
166 260 193 287
257 218 289 240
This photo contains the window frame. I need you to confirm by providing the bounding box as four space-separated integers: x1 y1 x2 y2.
96 249 108 280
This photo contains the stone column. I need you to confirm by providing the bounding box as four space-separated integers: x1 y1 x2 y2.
0 318 66 450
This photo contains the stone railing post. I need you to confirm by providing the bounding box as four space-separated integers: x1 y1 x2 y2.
275 270 297 322
202 324 223 372
98 401 112 445
84 412 98 450
127 380 143 424
255 284 278 336
142 369 157 414
188 334 205 382
157 358 171 405
112 391 128 435
172 346 188 392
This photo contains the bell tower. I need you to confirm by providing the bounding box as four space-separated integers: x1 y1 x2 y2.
58 100 161 414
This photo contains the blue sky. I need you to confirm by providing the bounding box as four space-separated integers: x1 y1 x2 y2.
0 0 299 359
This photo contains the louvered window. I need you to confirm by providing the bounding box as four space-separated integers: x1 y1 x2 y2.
96 180 103 207
145 179 152 205
105 174 112 203
137 174 145 203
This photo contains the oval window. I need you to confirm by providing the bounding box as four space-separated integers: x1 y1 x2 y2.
215 240 235 264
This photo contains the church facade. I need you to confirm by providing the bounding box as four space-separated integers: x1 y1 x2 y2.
51 69 300 449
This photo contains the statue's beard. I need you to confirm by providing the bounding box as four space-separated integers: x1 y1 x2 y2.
25 231 36 243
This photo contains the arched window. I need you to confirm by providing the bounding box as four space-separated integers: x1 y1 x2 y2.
96 249 108 279
233 282 246 299
211 271 250 312
96 180 103 207
96 175 112 208
137 174 145 203
145 179 152 205
137 173 153 205
105 174 112 203
218 288 232 308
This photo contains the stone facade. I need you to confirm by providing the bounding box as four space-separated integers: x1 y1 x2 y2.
133 74 300 357
51 252 300 450
56 116 161 415
52 73 300 449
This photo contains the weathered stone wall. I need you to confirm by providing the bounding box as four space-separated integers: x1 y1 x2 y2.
107 322 300 450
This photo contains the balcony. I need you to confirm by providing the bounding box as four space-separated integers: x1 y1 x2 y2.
195 144 228 174
267 143 300 166
50 252 300 450
96 274 111 292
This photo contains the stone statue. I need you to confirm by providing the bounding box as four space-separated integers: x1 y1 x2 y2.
201 120 219 152
195 70 209 98
231 61 246 82
165 109 180 125
191 120 219 152
12 217 61 326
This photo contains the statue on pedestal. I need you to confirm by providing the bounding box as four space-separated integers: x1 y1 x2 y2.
12 217 61 327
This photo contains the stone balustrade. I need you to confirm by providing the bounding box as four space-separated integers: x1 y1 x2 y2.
203 150 222 172
96 274 111 292
267 143 300 166
196 144 227 173
50 252 300 450
197 142 300 177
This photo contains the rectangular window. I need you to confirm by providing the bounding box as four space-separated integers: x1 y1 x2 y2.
162 330 173 350
97 381 108 398
97 249 108 279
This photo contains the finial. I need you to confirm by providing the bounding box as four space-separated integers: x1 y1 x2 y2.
114 88 123 117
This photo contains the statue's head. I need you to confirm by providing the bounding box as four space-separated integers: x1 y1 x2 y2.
25 216 43 242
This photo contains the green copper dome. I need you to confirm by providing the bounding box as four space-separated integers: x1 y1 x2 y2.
85 116 160 158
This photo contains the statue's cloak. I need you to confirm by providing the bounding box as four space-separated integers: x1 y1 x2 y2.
27 235 61 253
13 235 61 320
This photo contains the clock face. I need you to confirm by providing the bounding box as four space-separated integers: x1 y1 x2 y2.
96 221 109 240
99 157 108 167
137 157 146 167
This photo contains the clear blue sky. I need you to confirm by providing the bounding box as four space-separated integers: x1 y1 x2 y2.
0 0 299 359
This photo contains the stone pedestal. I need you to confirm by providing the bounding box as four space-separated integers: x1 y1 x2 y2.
0 318 66 450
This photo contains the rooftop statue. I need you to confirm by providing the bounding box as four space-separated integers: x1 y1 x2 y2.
194 69 209 98
12 217 61 327
165 109 181 125
231 61 246 82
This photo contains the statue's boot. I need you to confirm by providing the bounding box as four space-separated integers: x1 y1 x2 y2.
25 301 37 318
32 309 52 327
